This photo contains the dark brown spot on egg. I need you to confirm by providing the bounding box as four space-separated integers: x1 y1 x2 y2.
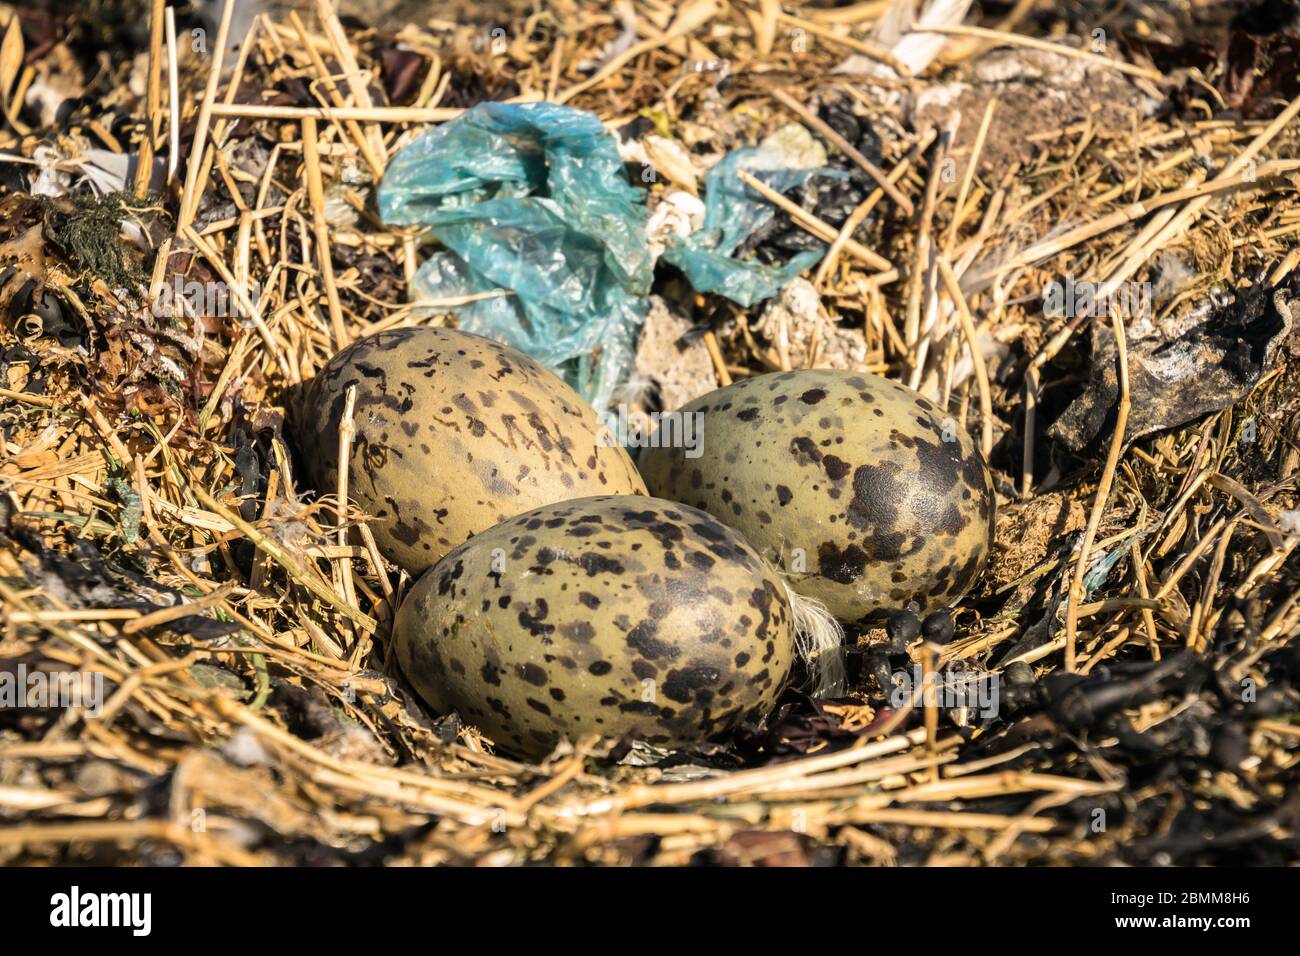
517 663 548 686
823 455 850 481
818 542 869 584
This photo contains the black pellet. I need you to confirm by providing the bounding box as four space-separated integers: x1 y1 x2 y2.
921 609 955 645
886 609 921 651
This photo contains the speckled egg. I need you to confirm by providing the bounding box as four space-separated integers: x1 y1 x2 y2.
394 495 795 758
638 369 995 624
290 327 646 575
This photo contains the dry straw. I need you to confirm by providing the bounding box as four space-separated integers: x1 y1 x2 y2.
1 0 1297 866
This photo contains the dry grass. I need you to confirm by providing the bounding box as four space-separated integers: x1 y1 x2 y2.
0 0 1297 866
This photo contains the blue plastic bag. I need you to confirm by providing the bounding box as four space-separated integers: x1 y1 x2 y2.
660 147 828 307
379 103 650 410
379 103 831 409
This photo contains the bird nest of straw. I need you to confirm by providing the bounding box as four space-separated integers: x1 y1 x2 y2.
1 0 1297 865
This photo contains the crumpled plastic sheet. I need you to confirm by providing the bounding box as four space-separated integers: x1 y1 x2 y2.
379 102 829 409
662 146 827 307
378 102 650 410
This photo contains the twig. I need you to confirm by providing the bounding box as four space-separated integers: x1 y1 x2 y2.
944 97 996 251
906 115 958 387
981 160 1300 292
301 115 349 349
555 0 720 104
937 255 993 457
816 128 934 286
177 0 236 232
703 331 733 387
181 224 291 379
770 88 914 214
736 169 892 271
0 386 56 407
290 10 385 180
335 384 360 654
192 486 376 633
208 102 508 122
1065 303 1131 671
312 0 386 171
1021 366 1038 498
920 643 939 783
916 24 1163 81
132 0 165 196
164 7 180 185
561 728 928 815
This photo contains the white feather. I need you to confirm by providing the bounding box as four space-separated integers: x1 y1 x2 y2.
783 582 847 698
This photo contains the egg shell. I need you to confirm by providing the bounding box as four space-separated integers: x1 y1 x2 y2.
290 327 646 575
394 495 795 758
637 369 995 623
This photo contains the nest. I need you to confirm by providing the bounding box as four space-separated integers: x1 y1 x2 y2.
1 0 1298 866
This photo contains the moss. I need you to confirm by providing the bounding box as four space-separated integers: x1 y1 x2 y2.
39 192 157 289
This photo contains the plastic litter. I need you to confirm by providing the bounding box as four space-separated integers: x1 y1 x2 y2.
378 102 650 410
1049 279 1297 451
379 102 834 408
661 146 828 306
1083 528 1149 597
